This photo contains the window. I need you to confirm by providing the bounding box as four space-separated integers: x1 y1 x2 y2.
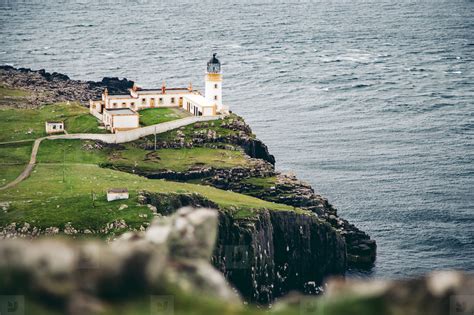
159 97 163 104
131 102 135 106
171 97 175 104
113 103 117 108
214 95 218 100
142 98 146 104
214 84 218 89
122 102 126 107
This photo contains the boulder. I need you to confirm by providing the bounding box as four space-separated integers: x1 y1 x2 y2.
0 207 241 312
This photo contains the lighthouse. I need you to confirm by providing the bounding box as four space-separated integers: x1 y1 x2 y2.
205 53 223 112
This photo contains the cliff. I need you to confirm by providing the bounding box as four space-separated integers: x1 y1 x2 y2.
140 191 346 304
214 210 346 304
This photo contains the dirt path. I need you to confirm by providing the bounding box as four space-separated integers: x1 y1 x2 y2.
0 137 44 191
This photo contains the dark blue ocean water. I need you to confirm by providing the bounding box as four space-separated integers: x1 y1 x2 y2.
0 0 473 278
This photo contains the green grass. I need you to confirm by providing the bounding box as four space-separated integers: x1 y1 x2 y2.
65 113 106 133
0 142 33 184
37 139 251 173
139 107 190 126
242 176 277 189
0 163 295 230
0 102 104 142
37 139 109 165
111 147 249 172
140 113 254 143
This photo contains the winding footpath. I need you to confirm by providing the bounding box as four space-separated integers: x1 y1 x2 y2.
0 138 44 191
0 115 223 191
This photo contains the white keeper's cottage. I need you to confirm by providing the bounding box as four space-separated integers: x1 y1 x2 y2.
90 54 228 133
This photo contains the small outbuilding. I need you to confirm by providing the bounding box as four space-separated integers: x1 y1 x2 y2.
45 121 65 134
103 108 139 133
107 188 129 202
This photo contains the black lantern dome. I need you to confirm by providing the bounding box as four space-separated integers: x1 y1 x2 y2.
207 53 221 73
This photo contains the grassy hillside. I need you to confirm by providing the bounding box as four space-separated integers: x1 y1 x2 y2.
0 102 105 142
0 141 33 184
0 163 296 232
37 139 250 172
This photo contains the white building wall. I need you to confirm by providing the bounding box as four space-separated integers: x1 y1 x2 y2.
107 192 129 202
202 107 214 116
205 76 222 111
113 115 139 130
45 123 64 134
133 93 185 110
183 97 215 117
107 98 139 110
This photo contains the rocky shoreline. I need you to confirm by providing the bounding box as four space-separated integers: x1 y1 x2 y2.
0 65 134 108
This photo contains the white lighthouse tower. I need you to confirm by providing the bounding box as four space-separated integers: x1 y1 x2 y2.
205 53 224 113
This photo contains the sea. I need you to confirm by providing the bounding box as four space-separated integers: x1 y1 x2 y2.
0 0 473 279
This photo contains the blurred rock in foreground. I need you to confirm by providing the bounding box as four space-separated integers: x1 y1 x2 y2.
0 207 473 315
0 207 240 315
274 271 474 315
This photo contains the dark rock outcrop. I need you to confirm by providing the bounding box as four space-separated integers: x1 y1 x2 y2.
101 158 274 182
134 167 376 269
240 138 275 165
213 210 346 304
0 65 133 107
139 191 219 216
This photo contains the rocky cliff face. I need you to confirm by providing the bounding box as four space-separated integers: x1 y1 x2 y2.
141 192 346 304
129 152 375 268
213 173 376 267
213 210 346 304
